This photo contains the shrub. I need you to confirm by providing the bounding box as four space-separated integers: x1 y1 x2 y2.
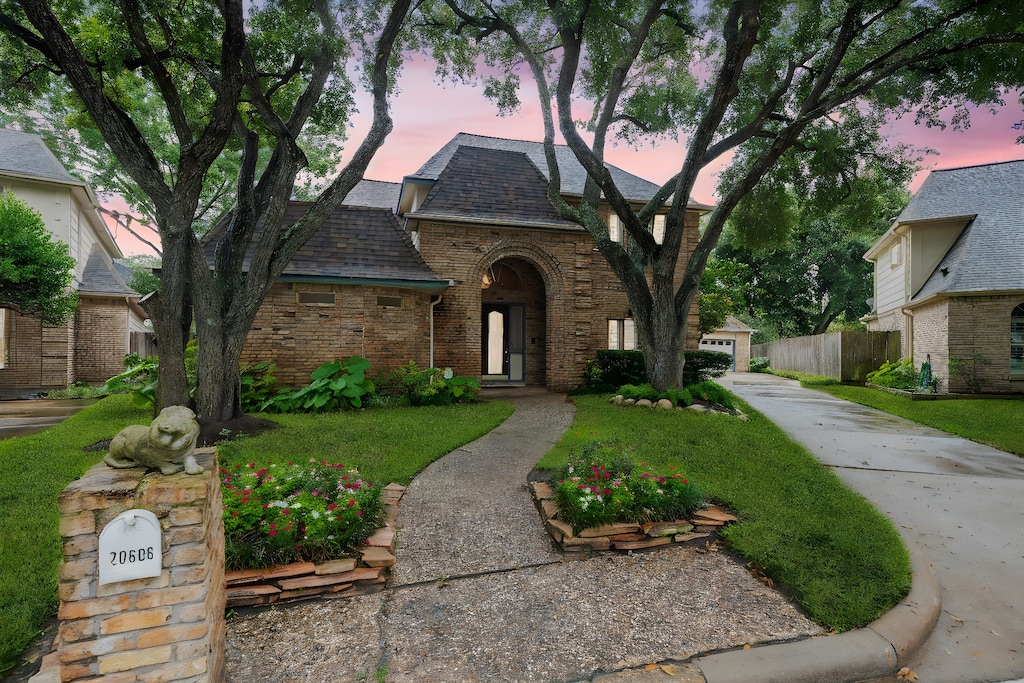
682 350 733 385
222 460 383 570
378 361 480 406
749 357 770 372
866 359 919 391
552 440 703 533
659 387 693 407
617 383 659 401
949 352 991 394
240 361 285 413
103 354 160 407
584 350 648 390
584 349 732 390
288 356 375 411
687 381 735 410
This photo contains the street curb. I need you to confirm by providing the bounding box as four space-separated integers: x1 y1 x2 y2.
692 549 940 683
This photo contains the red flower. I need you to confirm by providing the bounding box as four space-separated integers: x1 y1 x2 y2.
268 530 277 537
281 509 290 516
348 499 356 507
327 503 337 511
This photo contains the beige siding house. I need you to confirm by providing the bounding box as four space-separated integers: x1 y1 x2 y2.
699 316 755 372
863 159 1024 394
0 129 151 397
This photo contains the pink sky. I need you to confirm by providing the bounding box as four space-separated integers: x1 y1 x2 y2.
111 57 1024 256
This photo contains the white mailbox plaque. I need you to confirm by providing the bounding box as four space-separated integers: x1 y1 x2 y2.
98 509 162 585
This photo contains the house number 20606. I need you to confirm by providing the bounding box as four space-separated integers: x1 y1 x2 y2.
110 547 155 566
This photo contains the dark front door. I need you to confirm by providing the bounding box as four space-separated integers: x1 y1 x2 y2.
482 303 525 382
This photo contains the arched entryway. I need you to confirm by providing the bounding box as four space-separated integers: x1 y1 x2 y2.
480 258 547 385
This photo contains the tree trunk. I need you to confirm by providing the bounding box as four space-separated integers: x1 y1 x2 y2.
143 229 193 412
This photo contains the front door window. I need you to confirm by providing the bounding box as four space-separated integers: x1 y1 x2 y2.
482 303 525 381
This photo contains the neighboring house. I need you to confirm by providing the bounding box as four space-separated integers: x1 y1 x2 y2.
230 133 713 391
863 159 1024 394
699 316 755 372
0 129 152 397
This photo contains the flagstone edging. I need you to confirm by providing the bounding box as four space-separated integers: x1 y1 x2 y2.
530 481 737 553
223 483 406 608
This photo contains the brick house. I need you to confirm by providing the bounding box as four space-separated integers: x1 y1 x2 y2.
862 159 1024 394
0 129 152 398
234 133 711 390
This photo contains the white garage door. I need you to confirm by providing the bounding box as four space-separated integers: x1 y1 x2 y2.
699 338 735 371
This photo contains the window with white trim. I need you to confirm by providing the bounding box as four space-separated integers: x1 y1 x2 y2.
652 214 666 245
607 213 623 243
889 241 902 267
608 318 637 350
1011 303 1024 376
0 308 11 369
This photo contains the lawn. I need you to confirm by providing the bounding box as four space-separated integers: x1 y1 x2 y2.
537 395 911 633
0 395 150 674
812 385 1024 456
0 396 513 675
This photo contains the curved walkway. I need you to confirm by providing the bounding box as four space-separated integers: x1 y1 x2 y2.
225 389 821 682
719 373 1024 683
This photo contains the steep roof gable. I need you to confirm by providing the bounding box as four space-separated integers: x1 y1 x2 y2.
413 146 581 229
203 202 447 289
0 129 80 184
904 159 1024 300
410 132 709 206
80 245 137 296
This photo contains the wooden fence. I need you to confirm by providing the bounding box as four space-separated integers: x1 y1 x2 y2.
751 331 900 383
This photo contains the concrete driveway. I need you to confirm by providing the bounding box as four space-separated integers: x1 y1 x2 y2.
719 373 1024 683
0 398 96 440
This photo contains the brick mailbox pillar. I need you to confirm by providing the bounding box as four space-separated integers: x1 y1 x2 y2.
54 447 225 682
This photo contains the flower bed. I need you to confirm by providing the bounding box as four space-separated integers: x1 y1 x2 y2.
534 440 736 552
222 460 385 571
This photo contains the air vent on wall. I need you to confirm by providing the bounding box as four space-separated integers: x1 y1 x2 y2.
296 292 336 305
377 296 403 308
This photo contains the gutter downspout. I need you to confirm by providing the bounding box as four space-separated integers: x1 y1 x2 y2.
430 283 454 368
901 306 914 362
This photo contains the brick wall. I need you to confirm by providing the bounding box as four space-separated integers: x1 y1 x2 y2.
946 295 1024 394
0 307 72 397
418 210 702 391
242 282 433 387
75 296 130 384
54 448 225 683
910 298 949 392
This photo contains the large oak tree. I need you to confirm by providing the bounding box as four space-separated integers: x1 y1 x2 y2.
423 0 1024 390
0 0 411 422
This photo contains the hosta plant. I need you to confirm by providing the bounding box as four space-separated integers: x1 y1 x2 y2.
222 460 383 571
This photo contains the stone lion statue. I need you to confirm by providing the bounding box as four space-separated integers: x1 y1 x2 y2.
104 406 203 475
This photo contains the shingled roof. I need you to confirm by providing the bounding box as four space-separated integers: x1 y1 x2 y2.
203 202 448 290
0 129 80 184
343 179 401 210
905 159 1024 301
410 132 710 207
80 245 137 296
412 146 582 230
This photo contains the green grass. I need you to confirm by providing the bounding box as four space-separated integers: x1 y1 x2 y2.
0 395 150 674
813 384 1024 456
0 397 513 674
217 401 514 484
537 395 911 632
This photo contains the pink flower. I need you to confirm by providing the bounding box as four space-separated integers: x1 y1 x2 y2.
356 510 363 516
269 530 277 537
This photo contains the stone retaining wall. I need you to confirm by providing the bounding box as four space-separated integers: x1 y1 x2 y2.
531 481 736 553
223 483 404 608
52 447 224 683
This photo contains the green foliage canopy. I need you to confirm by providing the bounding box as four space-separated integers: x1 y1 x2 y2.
418 0 1024 390
0 189 77 325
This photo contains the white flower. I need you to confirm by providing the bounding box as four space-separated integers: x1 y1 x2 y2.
310 510 321 519
443 367 454 380
290 502 302 509
272 500 288 508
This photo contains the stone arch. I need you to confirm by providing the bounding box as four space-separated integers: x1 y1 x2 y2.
472 240 567 387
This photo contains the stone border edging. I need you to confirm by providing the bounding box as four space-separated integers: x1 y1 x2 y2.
692 549 940 683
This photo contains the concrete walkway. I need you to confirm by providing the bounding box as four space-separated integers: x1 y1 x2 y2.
0 398 96 440
719 373 1024 683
